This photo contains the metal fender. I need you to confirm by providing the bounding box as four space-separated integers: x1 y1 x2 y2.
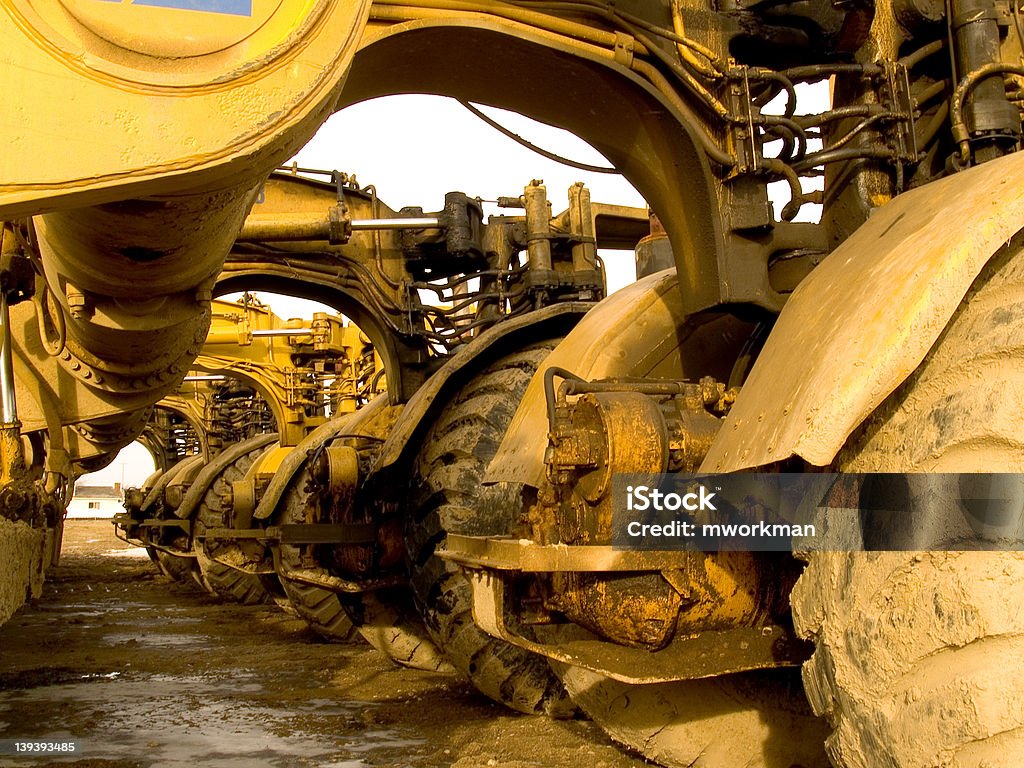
140 453 205 514
702 150 1024 472
485 270 753 489
252 394 398 521
174 433 278 522
371 302 590 478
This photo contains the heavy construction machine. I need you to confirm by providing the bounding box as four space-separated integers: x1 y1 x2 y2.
115 293 379 599
3 0 1024 767
121 170 640 672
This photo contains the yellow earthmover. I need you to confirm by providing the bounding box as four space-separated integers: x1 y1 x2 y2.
3 1 1024 766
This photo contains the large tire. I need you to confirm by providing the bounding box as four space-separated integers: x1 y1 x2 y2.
406 343 575 717
553 664 830 768
278 580 361 642
792 239 1024 768
137 462 203 588
193 438 280 605
153 549 197 585
339 588 454 672
274 463 361 643
268 409 445 663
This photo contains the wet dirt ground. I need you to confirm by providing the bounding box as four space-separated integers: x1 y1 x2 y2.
0 521 645 768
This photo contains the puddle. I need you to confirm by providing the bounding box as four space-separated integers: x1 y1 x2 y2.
101 548 151 559
102 633 211 649
0 522 643 768
0 674 425 768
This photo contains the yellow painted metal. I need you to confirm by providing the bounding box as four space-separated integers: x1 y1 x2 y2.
195 304 318 447
344 12 731 313
702 150 1024 472
248 445 293 482
0 0 369 476
0 0 371 216
485 270 751 490
180 297 379 448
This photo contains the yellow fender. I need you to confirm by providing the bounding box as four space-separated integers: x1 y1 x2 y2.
485 270 752 488
703 150 1024 472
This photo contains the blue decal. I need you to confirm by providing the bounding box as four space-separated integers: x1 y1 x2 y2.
96 0 253 16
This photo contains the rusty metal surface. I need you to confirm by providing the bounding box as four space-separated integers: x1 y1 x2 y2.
441 535 698 572
486 270 752 489
463 568 807 683
703 149 1024 472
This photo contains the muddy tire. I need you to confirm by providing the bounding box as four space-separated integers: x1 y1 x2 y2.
193 438 279 606
278 579 359 643
553 664 830 768
406 343 575 717
340 588 453 672
792 239 1024 768
269 404 446 663
152 549 196 585
273 463 361 642
195 546 276 605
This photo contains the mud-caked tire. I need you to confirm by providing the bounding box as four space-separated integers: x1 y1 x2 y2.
793 551 1024 768
152 549 196 585
135 463 202 588
278 580 360 642
195 546 277 605
793 238 1024 768
406 343 575 718
193 438 280 606
273 463 361 641
339 588 453 672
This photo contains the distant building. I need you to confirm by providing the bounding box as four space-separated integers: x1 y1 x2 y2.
67 483 123 519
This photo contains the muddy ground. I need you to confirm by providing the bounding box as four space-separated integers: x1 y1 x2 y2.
0 521 646 768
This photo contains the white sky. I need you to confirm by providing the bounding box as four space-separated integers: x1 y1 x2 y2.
79 86 829 491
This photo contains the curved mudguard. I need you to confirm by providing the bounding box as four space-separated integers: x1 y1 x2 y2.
487 150 1024 487
252 396 396 520
484 271 752 489
174 433 279 522
371 302 589 478
140 453 205 513
702 150 1024 472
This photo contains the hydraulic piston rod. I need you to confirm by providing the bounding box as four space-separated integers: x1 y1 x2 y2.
0 289 17 425
237 213 441 243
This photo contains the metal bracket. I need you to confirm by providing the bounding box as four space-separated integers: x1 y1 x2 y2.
442 535 697 572
884 62 920 162
199 522 375 545
142 517 192 535
443 535 811 683
463 568 809 684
